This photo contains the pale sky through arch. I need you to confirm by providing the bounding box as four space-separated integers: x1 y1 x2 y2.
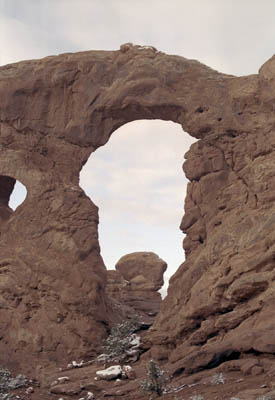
9 181 27 211
80 120 197 292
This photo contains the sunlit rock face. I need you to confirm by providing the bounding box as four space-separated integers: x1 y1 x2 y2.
0 43 275 373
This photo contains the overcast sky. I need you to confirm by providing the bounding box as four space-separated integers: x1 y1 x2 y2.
2 0 275 293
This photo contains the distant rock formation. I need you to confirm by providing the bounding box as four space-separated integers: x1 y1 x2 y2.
106 252 167 323
1 43 275 378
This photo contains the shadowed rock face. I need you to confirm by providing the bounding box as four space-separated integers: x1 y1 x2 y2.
0 42 275 373
0 176 15 222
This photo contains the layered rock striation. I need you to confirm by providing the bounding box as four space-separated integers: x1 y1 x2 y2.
1 43 275 375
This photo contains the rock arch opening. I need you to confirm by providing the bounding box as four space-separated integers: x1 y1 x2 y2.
0 175 27 222
9 180 27 211
80 119 197 295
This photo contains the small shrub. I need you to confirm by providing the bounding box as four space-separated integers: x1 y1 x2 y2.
211 372 225 384
140 360 168 398
102 316 141 364
0 369 11 399
0 368 28 399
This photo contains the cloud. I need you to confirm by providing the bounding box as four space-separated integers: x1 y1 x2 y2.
0 3 72 65
80 120 196 226
2 0 275 75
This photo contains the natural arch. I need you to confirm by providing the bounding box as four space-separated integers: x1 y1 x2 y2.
0 175 27 221
80 119 197 295
9 180 27 211
0 44 274 377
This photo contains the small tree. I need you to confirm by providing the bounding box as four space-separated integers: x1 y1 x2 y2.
140 360 168 398
102 316 140 364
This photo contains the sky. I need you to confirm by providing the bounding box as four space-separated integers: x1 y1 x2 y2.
2 0 275 294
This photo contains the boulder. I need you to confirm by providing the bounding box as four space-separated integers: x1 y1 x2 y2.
106 252 167 322
115 252 167 291
122 365 136 380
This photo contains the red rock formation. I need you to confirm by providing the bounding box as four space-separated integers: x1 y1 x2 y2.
106 252 167 323
0 176 15 222
1 43 275 378
148 56 275 373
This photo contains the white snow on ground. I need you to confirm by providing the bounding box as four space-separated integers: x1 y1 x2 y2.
67 360 85 368
129 334 140 348
96 365 122 381
96 353 109 363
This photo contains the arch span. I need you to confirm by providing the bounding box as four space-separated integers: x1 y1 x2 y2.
0 175 27 220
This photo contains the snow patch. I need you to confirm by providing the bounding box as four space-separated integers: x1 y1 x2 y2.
129 334 140 348
57 376 70 383
96 353 110 363
67 360 84 368
96 365 122 381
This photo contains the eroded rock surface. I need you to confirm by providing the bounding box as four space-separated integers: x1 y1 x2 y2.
106 252 167 322
1 43 275 381
148 56 275 374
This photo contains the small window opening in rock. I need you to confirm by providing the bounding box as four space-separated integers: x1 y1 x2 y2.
80 120 197 298
8 180 27 211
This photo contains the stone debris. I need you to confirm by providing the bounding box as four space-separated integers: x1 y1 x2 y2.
122 365 136 380
25 386 34 394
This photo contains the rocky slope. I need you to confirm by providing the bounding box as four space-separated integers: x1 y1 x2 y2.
1 43 275 396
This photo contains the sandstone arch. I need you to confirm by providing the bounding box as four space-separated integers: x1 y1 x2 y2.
0 43 275 373
9 180 27 211
0 175 27 224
